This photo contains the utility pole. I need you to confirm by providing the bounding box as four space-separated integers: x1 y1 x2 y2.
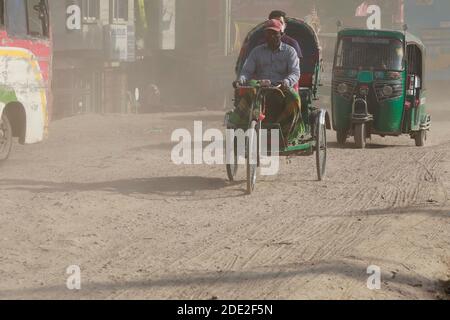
223 0 232 56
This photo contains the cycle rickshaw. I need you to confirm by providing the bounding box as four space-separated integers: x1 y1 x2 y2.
225 18 331 194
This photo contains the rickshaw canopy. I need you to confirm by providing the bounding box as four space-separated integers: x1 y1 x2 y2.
236 18 321 78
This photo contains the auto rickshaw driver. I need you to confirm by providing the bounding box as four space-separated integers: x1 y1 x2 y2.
230 19 302 145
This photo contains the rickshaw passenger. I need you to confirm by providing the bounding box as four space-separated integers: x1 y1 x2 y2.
268 10 303 61
231 19 302 144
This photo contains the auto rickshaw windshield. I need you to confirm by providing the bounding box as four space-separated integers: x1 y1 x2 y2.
335 37 404 71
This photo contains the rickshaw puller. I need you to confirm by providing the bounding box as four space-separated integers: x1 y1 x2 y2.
235 10 303 74
231 19 302 144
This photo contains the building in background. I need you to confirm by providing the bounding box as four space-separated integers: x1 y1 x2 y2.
50 0 135 119
50 0 221 113
48 0 411 116
404 0 450 82
132 0 232 110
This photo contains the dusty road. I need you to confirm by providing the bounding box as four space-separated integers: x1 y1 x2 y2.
0 102 449 300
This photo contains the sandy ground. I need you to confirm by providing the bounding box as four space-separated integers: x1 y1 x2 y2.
0 101 449 300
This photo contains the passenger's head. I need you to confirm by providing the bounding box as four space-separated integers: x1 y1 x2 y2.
269 10 287 32
269 10 286 20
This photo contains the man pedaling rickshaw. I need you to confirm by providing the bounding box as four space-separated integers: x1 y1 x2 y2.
229 19 303 145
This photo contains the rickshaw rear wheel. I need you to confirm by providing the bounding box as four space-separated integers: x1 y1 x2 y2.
246 121 258 194
316 121 327 181
415 130 427 147
336 130 347 146
354 123 367 149
0 114 13 163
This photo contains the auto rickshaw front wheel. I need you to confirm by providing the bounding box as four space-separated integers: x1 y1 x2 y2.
354 123 367 149
414 130 427 147
0 114 13 162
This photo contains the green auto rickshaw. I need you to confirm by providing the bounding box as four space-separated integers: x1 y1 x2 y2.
332 28 431 148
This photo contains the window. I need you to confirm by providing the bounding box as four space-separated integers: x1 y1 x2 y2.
5 0 27 36
111 0 128 22
26 0 49 38
5 0 48 38
0 0 4 27
336 37 404 71
160 0 175 50
83 0 100 22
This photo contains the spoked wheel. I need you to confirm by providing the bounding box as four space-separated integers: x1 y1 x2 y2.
0 114 13 163
336 129 347 146
246 121 258 194
354 123 367 149
226 136 238 181
315 119 327 181
415 130 427 147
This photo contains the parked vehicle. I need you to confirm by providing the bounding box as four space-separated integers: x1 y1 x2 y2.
0 0 51 161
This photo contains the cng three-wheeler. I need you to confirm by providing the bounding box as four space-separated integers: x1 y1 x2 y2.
332 29 431 148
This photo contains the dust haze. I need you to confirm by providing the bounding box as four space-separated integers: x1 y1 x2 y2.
0 0 449 300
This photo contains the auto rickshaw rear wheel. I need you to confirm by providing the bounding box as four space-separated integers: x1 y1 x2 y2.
415 130 427 147
354 123 367 149
0 114 13 162
336 130 347 146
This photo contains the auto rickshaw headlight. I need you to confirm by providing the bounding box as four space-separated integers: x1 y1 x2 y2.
359 85 369 96
337 83 348 94
382 85 394 97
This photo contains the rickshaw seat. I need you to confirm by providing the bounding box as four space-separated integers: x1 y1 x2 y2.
298 72 313 88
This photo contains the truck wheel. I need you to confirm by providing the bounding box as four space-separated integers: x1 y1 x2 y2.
354 123 366 149
0 114 13 162
415 130 427 147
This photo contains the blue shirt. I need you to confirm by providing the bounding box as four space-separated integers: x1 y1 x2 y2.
239 42 301 88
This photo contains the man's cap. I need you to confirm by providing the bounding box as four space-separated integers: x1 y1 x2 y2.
264 19 283 32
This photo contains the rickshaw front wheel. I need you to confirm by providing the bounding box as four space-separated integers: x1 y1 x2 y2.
414 130 427 147
226 136 239 182
0 114 13 163
354 123 367 149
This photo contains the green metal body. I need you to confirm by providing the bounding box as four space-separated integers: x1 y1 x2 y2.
0 85 18 106
331 29 430 137
229 92 317 155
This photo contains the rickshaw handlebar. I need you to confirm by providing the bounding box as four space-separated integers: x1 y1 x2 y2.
235 84 286 98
